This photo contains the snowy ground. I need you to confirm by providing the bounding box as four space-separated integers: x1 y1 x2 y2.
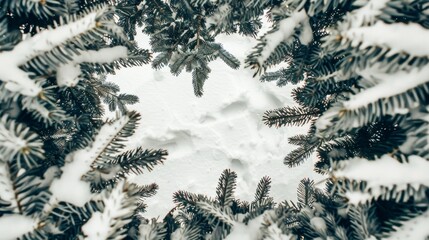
108 30 320 218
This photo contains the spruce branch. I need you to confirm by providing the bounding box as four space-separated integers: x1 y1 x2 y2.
348 205 378 240
297 178 315 208
263 106 320 128
81 181 136 239
0 5 108 96
0 115 44 168
284 140 320 168
196 200 236 227
253 176 272 205
215 169 237 207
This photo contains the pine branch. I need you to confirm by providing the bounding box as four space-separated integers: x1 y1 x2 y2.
253 176 272 205
90 111 141 168
81 181 135 239
114 147 168 175
196 200 236 227
3 0 68 19
243 198 275 224
263 106 320 128
0 4 114 96
48 200 103 235
284 141 320 168
297 178 315 208
288 134 314 146
215 169 237 207
348 205 378 240
192 67 210 97
173 190 213 214
138 219 168 240
0 114 44 168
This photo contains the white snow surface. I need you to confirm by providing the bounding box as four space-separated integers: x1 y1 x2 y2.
0 214 36 239
108 30 319 218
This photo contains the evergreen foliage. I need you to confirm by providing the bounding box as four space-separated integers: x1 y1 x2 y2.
1 0 429 239
135 0 428 238
120 0 282 96
250 0 429 238
168 169 278 239
0 0 167 238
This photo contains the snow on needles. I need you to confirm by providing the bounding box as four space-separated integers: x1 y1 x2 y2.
0 163 16 209
384 209 429 240
0 11 99 96
82 181 132 239
57 46 128 87
223 211 292 240
334 154 429 204
345 22 429 57
50 114 131 207
348 0 389 27
344 65 429 110
258 9 312 66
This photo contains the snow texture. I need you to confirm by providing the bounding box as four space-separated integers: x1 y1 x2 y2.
57 46 128 87
258 9 312 65
0 214 36 239
335 154 429 204
108 30 319 218
0 12 98 96
50 114 131 207
384 209 429 240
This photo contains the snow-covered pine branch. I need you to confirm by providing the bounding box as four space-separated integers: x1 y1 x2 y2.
334 154 429 204
0 5 108 96
81 181 134 239
0 115 44 167
246 6 312 72
50 112 139 207
384 209 429 240
56 46 128 87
